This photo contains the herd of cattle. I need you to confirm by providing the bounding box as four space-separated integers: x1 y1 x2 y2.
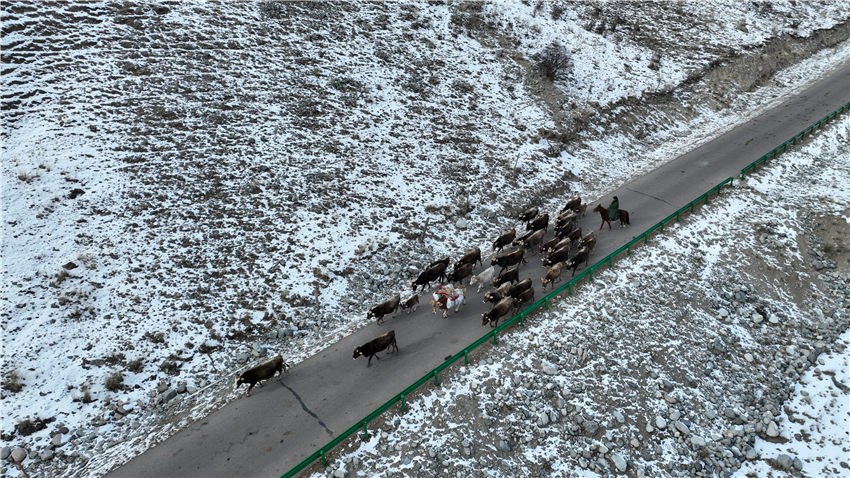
353 197 598 367
233 197 599 392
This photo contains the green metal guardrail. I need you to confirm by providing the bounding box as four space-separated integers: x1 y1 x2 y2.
283 101 848 478
740 101 850 179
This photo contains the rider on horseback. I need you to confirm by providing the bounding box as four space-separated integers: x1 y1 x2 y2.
608 196 619 222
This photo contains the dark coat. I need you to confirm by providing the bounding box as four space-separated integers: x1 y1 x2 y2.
234 355 289 395
353 330 398 367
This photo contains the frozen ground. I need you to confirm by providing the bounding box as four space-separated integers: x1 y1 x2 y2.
1 2 849 477
312 114 850 477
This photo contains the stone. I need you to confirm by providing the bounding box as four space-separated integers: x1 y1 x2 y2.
176 382 187 393
162 389 178 403
537 412 549 427
1 447 10 460
718 308 729 318
498 439 511 452
655 416 667 429
776 454 793 470
157 382 169 393
40 449 54 461
769 315 780 325
792 457 803 471
333 465 346 478
669 409 681 421
611 453 627 472
456 218 468 229
751 313 763 324
52 434 63 447
613 411 625 424
744 353 754 363
598 444 609 455
11 447 27 462
766 421 778 437
674 420 690 435
541 361 558 375
237 353 250 363
705 409 717 419
186 385 198 394
690 436 706 447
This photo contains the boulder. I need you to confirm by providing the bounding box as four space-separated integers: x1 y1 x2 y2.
610 453 627 472
11 447 27 462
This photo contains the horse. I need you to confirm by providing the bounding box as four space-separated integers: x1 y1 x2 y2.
593 204 630 230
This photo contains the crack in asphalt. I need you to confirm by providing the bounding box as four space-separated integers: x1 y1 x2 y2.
625 187 674 207
280 381 334 436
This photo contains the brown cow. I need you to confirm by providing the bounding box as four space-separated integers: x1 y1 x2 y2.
454 247 482 269
545 237 571 255
428 256 451 270
353 330 398 367
577 231 597 252
483 281 512 303
492 266 520 287
526 213 549 232
493 229 516 253
540 236 561 254
512 287 535 311
448 262 474 285
541 263 563 290
234 355 289 395
507 278 533 298
367 294 401 324
482 297 513 327
561 196 581 214
520 229 545 253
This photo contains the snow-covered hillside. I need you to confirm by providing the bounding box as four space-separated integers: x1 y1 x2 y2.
1 1 849 477
314 115 850 477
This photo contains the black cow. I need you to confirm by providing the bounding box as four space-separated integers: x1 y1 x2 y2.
565 247 591 277
561 196 581 214
353 330 398 367
512 287 535 311
543 245 570 267
482 297 513 327
454 247 482 269
412 262 447 292
577 231 597 252
545 237 571 255
428 256 451 270
492 266 520 287
519 206 538 224
540 236 561 254
483 281 512 303
512 228 536 247
554 220 574 238
566 227 582 243
492 245 526 272
367 294 401 324
493 229 516 253
234 355 289 395
507 278 533 298
526 213 549 232
448 262 474 285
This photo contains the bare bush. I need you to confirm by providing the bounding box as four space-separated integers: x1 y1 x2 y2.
2 370 24 393
104 371 125 392
534 42 572 81
127 358 144 373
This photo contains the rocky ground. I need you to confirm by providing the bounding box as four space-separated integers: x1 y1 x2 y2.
2 2 849 477
307 119 850 477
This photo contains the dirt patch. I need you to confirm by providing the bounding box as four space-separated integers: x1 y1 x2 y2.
814 208 850 273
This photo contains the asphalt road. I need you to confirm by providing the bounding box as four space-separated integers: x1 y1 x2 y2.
109 62 849 478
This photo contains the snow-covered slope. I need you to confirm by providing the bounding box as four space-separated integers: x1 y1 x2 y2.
1 2 849 476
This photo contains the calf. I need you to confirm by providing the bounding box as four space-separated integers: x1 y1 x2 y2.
492 266 520 287
234 355 289 395
526 213 549 232
577 231 597 252
353 330 398 367
519 206 538 224
543 245 570 267
454 247 482 269
508 278 533 298
483 281 511 303
541 263 563 290
492 245 526 273
512 287 535 311
493 229 516 253
448 262 474 285
469 266 495 293
400 294 419 314
564 247 591 277
412 262 447 292
481 297 513 327
367 294 401 324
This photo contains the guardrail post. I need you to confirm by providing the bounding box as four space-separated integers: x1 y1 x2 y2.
464 350 468 365
627 244 631 256
675 211 680 222
362 422 369 440
609 256 613 269
644 233 648 245
567 283 572 295
588 267 593 281
433 370 439 386
401 394 406 412
520 313 525 327
320 450 326 467
493 330 498 345
544 298 549 310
